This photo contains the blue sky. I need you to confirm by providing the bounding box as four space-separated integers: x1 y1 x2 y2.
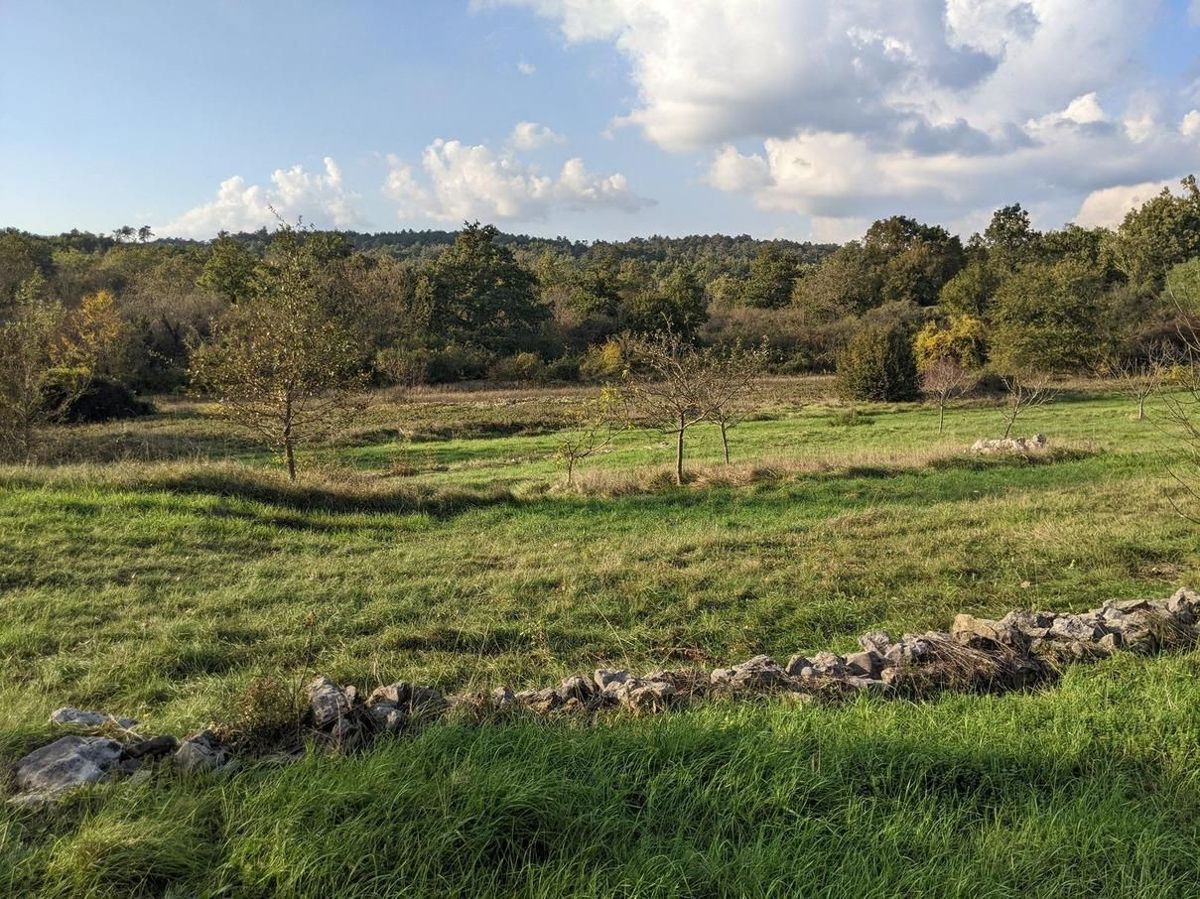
1 0 1198 242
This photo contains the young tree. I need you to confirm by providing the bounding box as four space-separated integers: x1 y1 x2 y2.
556 387 625 486
624 331 713 485
921 356 975 433
700 342 768 463
836 322 920 402
999 373 1056 439
1098 344 1173 421
189 229 365 480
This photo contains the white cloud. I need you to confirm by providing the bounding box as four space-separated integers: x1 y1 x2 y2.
383 137 651 222
1183 110 1200 137
487 0 1193 234
509 121 565 150
1074 179 1173 228
160 157 362 238
517 59 536 75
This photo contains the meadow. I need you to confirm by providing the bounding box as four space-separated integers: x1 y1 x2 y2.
2 378 1199 897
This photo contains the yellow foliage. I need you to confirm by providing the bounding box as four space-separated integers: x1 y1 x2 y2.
53 290 124 373
913 315 985 372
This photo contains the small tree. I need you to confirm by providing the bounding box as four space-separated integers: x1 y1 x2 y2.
699 342 768 463
556 387 625 486
1098 344 1173 421
189 229 365 480
921 356 975 433
624 331 713 485
999 373 1056 439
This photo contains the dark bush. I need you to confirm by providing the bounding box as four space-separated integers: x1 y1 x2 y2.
836 323 919 402
42 377 154 423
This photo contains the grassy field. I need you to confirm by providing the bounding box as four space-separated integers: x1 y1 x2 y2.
2 378 1199 896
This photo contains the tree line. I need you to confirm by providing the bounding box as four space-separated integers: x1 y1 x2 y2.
2 177 1200 468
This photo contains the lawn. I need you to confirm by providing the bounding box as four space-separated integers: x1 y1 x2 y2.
1 379 1198 896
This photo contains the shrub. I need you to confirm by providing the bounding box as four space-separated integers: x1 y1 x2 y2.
425 344 492 383
42 376 153 423
541 355 581 383
487 352 544 383
579 340 624 382
375 346 433 388
836 323 919 402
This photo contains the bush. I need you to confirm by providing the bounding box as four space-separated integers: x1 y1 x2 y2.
42 377 154 423
836 323 919 402
487 352 544 383
579 341 623 382
375 346 433 388
541 355 581 383
425 344 492 383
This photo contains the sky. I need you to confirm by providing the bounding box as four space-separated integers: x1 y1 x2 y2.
1 0 1198 243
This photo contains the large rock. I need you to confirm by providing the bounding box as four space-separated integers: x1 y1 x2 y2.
16 736 123 799
307 676 355 729
710 655 789 691
49 708 138 732
951 614 1028 650
621 681 675 713
174 730 229 774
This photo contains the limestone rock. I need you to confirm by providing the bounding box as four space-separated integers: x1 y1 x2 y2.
308 676 355 729
622 681 675 713
49 708 139 731
174 730 229 774
858 631 892 654
844 650 882 678
557 675 595 703
15 736 123 799
971 434 1048 454
710 655 789 691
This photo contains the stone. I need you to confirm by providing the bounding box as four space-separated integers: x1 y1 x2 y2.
557 675 595 702
621 681 675 713
784 655 811 677
844 650 882 678
49 708 139 731
1049 615 1103 643
308 676 354 729
593 669 632 691
858 631 892 654
642 669 707 694
884 634 935 665
971 435 1048 454
998 610 1056 639
951 614 1025 649
174 730 229 774
367 682 444 714
122 735 178 761
1167 588 1200 625
515 687 561 714
810 651 846 675
710 655 789 691
1097 633 1122 654
490 686 517 710
15 736 123 798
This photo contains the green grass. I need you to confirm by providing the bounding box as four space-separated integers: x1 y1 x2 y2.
2 379 1199 896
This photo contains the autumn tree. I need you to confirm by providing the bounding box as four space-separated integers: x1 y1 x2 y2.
1098 343 1174 421
189 227 365 480
0 280 121 460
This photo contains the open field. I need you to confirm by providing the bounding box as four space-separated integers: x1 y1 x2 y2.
2 378 1200 896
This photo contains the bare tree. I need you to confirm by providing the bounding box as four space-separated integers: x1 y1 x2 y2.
1098 343 1174 421
189 226 365 480
556 386 625 486
624 331 713 485
700 343 768 463
921 357 975 434
999 373 1057 439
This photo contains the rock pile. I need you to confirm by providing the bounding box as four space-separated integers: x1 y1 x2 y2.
971 434 1048 454
10 589 1200 806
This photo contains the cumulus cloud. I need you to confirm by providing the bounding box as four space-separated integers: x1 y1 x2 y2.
1183 110 1200 138
1074 179 1175 228
160 157 362 238
509 121 565 150
517 59 536 75
486 0 1195 234
383 137 651 222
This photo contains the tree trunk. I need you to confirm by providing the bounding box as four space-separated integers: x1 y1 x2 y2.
938 401 945 434
1003 412 1015 439
567 456 575 487
675 415 685 485
1137 395 1146 421
720 420 730 464
284 439 296 481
